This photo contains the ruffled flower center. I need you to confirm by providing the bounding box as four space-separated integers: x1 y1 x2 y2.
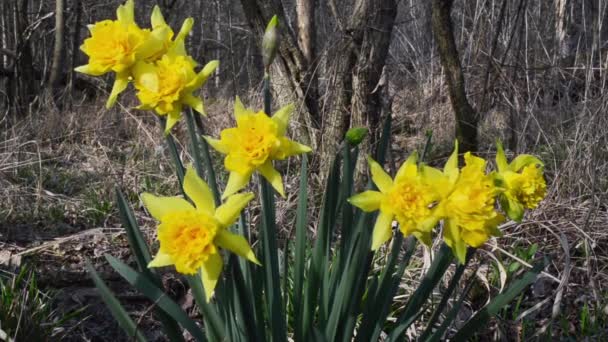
237 113 279 166
383 179 435 234
83 20 148 73
158 210 219 275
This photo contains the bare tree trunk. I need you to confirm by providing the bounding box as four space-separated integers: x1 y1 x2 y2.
554 0 568 59
350 0 397 168
431 0 478 153
296 0 315 64
1 1 9 70
68 0 81 105
48 0 65 105
13 0 36 117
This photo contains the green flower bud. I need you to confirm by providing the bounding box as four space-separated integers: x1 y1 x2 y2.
345 127 368 146
263 15 279 68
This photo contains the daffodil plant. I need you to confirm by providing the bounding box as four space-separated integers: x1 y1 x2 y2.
84 2 549 341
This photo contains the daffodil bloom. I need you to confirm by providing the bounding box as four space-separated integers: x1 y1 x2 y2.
142 166 260 301
348 153 439 250
75 0 169 108
422 143 504 263
205 98 312 199
146 6 194 63
495 141 546 222
132 33 218 134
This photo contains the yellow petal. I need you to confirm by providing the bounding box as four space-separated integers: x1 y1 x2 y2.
106 71 130 108
74 64 105 76
234 96 248 122
186 60 218 91
132 61 159 92
348 190 383 212
395 151 418 183
225 153 251 174
140 193 193 221
167 36 187 57
367 156 393 193
277 138 312 159
443 219 466 264
271 103 294 135
412 231 432 246
215 230 260 265
200 253 223 302
150 5 167 29
175 18 194 42
215 192 254 227
500 194 524 222
139 25 171 60
204 136 230 154
183 94 205 115
510 154 543 172
461 228 489 248
164 111 181 135
258 161 285 197
495 140 508 173
371 211 394 251
116 0 135 25
418 213 440 232
223 171 253 199
148 252 173 268
183 165 215 214
444 140 459 182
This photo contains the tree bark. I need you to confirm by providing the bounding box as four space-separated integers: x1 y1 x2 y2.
13 0 36 116
49 0 65 88
69 0 81 104
296 0 315 65
48 0 65 103
431 0 478 153
350 0 397 163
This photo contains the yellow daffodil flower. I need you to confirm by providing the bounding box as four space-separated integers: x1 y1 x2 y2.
147 6 194 62
132 32 218 134
205 98 312 199
495 141 546 222
348 153 439 250
142 166 260 301
421 142 504 263
75 0 169 108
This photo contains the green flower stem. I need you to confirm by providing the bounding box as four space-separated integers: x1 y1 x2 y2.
258 70 287 340
192 112 221 205
259 175 287 341
186 275 225 341
185 109 205 180
157 116 186 196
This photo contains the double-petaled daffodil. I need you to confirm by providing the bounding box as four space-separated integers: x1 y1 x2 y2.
132 33 218 134
495 141 546 222
205 98 312 199
146 6 195 63
348 153 439 250
422 142 505 263
75 0 169 108
142 166 260 301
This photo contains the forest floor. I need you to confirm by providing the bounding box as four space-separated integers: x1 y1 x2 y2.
1 92 607 340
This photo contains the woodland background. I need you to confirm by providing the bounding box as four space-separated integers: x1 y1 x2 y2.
1 0 607 340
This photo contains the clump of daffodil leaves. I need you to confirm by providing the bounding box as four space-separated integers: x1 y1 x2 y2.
75 0 217 133
349 141 546 263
